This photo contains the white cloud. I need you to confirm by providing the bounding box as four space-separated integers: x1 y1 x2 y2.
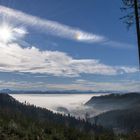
0 80 139 92
0 5 134 48
0 80 47 90
49 79 140 92
0 42 138 77
0 5 105 43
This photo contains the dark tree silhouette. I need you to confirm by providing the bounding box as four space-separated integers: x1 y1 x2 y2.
121 0 140 68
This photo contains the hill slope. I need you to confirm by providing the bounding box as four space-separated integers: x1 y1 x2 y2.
91 107 140 131
87 93 140 133
85 93 140 113
0 93 114 140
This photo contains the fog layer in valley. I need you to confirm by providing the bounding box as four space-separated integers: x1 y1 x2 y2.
11 94 104 118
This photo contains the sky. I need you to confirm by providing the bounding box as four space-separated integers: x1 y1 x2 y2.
0 0 139 92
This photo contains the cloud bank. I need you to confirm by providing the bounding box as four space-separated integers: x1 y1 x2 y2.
0 42 138 77
0 80 140 92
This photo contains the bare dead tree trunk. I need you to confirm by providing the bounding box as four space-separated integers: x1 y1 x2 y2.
134 0 140 68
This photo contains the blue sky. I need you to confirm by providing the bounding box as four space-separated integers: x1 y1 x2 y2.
0 0 139 91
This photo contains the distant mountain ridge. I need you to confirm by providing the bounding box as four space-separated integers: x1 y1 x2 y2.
0 88 124 94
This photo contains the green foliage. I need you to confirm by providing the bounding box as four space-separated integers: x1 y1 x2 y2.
1 93 139 139
0 94 115 140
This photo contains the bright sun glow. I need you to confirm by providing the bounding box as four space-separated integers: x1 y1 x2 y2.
0 25 13 43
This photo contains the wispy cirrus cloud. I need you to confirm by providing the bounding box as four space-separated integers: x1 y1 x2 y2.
0 5 134 48
0 5 105 43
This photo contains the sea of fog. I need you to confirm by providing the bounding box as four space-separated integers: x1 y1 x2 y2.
11 94 105 118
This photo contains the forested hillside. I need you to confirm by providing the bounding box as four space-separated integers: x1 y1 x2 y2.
91 107 140 132
85 93 140 111
0 93 114 140
1 93 140 139
87 93 140 135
